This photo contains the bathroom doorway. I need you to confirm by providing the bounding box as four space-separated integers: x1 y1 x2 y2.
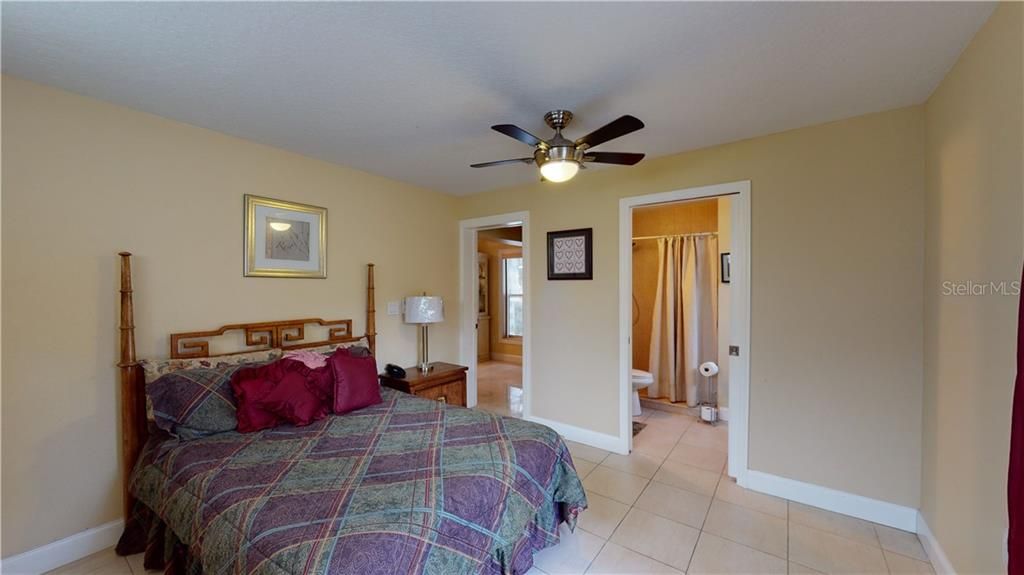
632 199 722 414
619 182 750 480
458 212 531 419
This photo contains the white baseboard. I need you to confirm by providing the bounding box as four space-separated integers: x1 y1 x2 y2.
527 414 627 454
917 512 956 574
741 470 918 532
1 519 124 575
489 353 522 365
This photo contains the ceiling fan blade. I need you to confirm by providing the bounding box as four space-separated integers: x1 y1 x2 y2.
583 152 646 165
575 115 644 149
470 158 535 168
491 124 545 147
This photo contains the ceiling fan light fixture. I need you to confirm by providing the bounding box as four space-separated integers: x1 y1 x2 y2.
473 110 645 181
539 159 579 183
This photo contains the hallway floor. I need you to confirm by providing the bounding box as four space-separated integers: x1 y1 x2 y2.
530 409 935 575
476 359 523 418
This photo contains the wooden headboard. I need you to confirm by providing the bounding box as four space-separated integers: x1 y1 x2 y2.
116 252 377 520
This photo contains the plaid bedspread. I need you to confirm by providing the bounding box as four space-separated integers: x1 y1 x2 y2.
126 388 587 575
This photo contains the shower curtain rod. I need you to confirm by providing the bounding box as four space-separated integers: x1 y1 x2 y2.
631 232 719 241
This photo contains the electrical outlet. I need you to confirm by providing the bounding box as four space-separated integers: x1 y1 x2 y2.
387 301 401 316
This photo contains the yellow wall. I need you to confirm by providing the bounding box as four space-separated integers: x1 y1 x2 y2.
478 236 523 360
921 3 1023 573
0 77 460 556
631 199 718 375
458 106 926 507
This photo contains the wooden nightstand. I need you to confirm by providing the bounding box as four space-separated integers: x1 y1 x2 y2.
379 362 468 407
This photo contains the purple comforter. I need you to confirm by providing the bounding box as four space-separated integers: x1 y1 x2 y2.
118 388 587 575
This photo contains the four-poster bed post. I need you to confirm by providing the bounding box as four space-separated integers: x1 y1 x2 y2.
118 252 144 519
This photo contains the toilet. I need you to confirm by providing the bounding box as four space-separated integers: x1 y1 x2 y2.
631 369 654 416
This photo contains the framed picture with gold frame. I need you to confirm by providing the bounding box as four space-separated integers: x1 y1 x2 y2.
244 195 327 278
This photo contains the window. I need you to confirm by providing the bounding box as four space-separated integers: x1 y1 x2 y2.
503 256 524 338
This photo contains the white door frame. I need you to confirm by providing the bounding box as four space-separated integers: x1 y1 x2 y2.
618 181 751 481
458 212 530 415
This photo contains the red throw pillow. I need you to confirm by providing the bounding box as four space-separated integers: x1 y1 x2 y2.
328 348 382 414
232 365 283 433
281 358 335 403
232 360 330 432
263 370 328 427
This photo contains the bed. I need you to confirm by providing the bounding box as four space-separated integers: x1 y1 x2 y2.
112 253 587 574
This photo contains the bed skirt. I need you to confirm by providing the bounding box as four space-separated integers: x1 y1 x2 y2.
116 501 198 575
115 498 582 575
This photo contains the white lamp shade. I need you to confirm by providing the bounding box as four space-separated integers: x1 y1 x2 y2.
404 296 444 324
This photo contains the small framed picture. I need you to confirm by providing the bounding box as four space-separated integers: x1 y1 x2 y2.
547 228 593 280
244 195 327 278
720 252 731 284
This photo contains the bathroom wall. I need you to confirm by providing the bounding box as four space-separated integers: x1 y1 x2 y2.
631 199 719 383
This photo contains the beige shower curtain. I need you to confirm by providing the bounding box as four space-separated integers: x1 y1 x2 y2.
648 235 718 406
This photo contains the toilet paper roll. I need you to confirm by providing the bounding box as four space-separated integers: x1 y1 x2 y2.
699 361 719 376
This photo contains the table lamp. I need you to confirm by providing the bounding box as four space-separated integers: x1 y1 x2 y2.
404 295 444 372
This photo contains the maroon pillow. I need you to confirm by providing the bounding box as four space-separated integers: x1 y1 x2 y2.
232 360 329 432
328 348 382 414
281 358 335 403
262 371 328 427
232 365 283 433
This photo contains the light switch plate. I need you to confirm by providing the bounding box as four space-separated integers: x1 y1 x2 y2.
387 301 401 316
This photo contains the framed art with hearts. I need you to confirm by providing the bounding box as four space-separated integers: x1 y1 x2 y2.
547 228 593 280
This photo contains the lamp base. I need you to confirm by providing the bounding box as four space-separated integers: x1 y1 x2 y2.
418 324 435 373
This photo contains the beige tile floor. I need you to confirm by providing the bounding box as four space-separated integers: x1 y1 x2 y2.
528 409 935 575
54 374 932 575
476 360 523 418
44 546 143 574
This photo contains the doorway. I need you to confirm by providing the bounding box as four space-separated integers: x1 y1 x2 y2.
475 227 524 417
458 212 531 419
619 182 750 481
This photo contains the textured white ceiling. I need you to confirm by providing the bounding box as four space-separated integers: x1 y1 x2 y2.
2 2 994 195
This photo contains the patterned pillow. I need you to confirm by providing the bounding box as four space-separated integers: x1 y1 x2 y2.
148 363 257 440
140 349 282 421
140 348 283 384
298 337 370 356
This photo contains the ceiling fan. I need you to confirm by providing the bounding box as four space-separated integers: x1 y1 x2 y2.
471 110 645 183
